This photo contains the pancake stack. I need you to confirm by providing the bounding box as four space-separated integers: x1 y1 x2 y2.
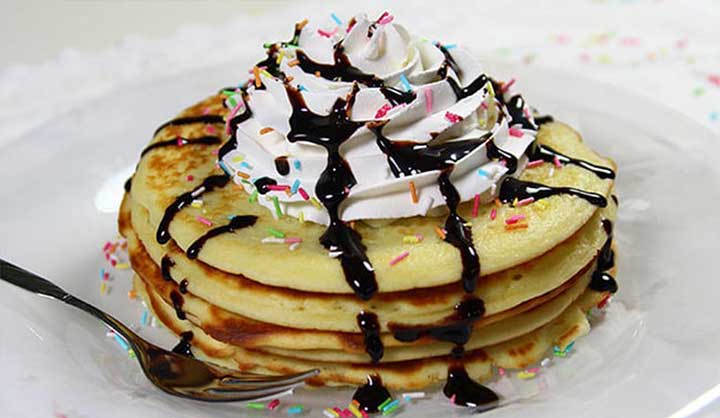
118 13 618 408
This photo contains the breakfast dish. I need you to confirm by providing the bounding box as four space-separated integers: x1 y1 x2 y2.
119 11 618 410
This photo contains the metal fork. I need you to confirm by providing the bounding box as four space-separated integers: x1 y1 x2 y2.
0 258 320 402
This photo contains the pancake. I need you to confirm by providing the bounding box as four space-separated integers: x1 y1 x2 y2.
129 92 615 294
134 273 608 389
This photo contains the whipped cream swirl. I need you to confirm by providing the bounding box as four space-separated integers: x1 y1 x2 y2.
221 13 537 225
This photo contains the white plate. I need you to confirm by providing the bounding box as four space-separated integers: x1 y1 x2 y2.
1 63 719 418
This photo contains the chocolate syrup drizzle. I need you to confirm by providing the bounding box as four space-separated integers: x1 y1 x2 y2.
140 135 222 157
436 43 461 79
296 44 383 87
389 297 485 345
179 279 189 294
169 290 186 320
171 331 194 357
124 177 133 192
499 177 608 207
370 124 483 293
444 365 499 409
153 115 225 137
352 375 392 413
446 74 489 101
529 144 616 179
156 174 230 245
160 255 175 282
589 219 618 293
186 215 258 259
285 83 378 300
356 311 383 363
274 156 291 176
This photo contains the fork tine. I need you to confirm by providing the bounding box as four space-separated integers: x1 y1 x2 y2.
219 368 320 388
193 380 307 402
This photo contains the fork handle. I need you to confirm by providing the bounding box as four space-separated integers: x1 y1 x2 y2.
0 258 142 350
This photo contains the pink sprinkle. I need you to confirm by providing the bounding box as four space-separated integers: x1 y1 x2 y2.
415 233 424 242
284 237 303 244
472 194 481 218
501 78 516 93
376 11 390 23
480 101 488 110
621 37 640 46
389 251 410 266
378 14 394 25
267 399 280 410
186 175 194 181
527 159 545 168
423 88 433 114
527 367 540 373
490 208 497 220
267 185 290 191
211 149 219 155
333 407 343 416
505 214 526 225
342 409 353 418
449 394 456 405
225 101 245 134
579 52 591 63
102 242 112 252
196 216 213 227
508 127 524 137
498 367 506 376
709 74 720 87
298 187 310 200
375 103 392 119
110 258 117 267
206 125 217 134
361 411 369 418
176 137 185 147
317 27 338 38
676 39 688 49
517 197 535 207
202 107 211 115
444 111 463 123
554 34 570 45
553 155 563 168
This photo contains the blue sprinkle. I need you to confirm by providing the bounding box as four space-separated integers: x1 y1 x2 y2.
227 215 235 220
99 268 105 281
293 159 302 170
477 168 490 177
240 161 253 170
291 179 301 194
113 333 130 351
298 85 307 92
141 310 149 326
710 111 719 122
218 160 231 176
331 13 342 25
399 74 412 92
382 399 400 412
444 43 457 50
566 341 575 352
287 405 304 415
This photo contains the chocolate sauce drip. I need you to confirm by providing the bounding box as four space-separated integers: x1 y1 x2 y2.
436 44 461 79
389 297 485 345
179 279 189 294
446 74 489 101
356 311 384 363
506 95 537 130
160 256 175 282
186 215 258 259
444 366 499 410
379 86 416 106
274 156 290 176
285 84 378 300
296 44 383 87
253 177 278 194
534 115 554 126
611 194 619 205
169 290 186 320
255 44 283 81
371 125 483 293
284 20 305 47
499 177 608 207
153 115 225 137
352 375 392 413
486 139 519 175
124 177 132 192
156 174 230 245
217 94 253 162
171 331 194 357
529 144 616 179
590 219 618 293
140 135 222 157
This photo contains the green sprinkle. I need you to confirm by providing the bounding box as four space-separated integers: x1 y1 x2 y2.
267 227 285 238
221 90 235 97
241 179 252 185
247 402 265 410
249 190 258 203
382 403 400 416
272 195 282 218
693 87 705 96
378 397 393 411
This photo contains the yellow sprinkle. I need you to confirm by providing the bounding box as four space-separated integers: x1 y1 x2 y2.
348 403 363 418
310 197 322 209
100 282 107 294
298 211 305 223
191 200 203 208
513 197 518 207
231 155 245 163
115 263 129 270
261 69 273 79
253 66 261 88
409 181 418 204
403 235 420 244
485 81 495 97
276 50 285 65
517 371 536 379
259 127 274 135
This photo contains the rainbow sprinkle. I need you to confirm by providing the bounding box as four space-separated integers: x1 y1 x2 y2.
516 197 534 207
472 194 481 217
517 370 537 379
381 399 400 415
402 234 424 244
325 408 339 418
267 399 280 410
310 197 322 209
444 111 462 123
247 402 265 410
553 155 563 168
409 181 419 203
272 196 283 218
501 78 516 93
259 127 274 135
389 251 410 266
508 127 524 137
196 216 213 227
267 228 285 238
505 223 528 231
348 403 363 418
434 226 446 240
331 13 342 25
423 87 433 114
287 405 304 415
291 179 301 194
490 207 497 220
293 159 302 170
402 392 425 401
505 214 526 224
527 159 544 168
375 103 392 119
399 74 412 92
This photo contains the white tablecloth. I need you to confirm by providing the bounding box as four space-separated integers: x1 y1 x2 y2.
1 0 718 148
